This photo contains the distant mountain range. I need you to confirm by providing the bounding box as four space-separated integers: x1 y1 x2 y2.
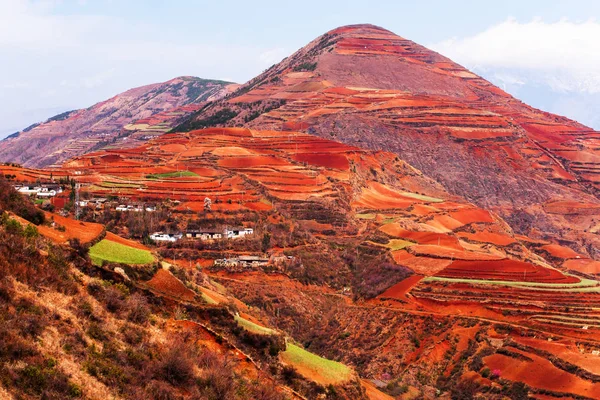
0 76 237 167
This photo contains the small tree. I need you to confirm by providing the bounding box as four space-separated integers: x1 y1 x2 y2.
261 232 271 253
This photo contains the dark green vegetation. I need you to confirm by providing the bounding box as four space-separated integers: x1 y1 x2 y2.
293 62 318 72
174 108 239 132
47 110 76 123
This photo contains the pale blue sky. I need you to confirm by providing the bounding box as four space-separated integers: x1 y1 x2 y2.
1 0 600 137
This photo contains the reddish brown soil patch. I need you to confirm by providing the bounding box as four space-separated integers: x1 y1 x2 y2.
392 251 453 275
410 245 504 261
449 208 494 225
540 244 581 260
105 232 150 250
380 226 462 250
378 275 423 299
484 353 600 398
563 258 600 274
437 259 579 283
36 212 103 244
145 269 196 302
293 153 349 170
457 231 516 246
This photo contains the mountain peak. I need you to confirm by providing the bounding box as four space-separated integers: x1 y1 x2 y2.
326 23 397 37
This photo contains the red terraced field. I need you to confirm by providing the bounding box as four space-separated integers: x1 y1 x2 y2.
217 156 289 168
380 226 463 250
377 275 423 300
448 208 494 225
392 251 453 275
436 259 580 283
540 244 581 260
292 153 349 170
562 258 600 274
410 245 504 261
483 352 600 399
456 231 516 246
144 269 196 302
352 182 430 209
41 212 104 244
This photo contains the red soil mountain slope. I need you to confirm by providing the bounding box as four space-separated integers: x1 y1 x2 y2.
0 76 236 168
177 24 600 258
5 127 600 397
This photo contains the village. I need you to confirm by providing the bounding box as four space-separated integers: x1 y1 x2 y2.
9 178 296 274
149 226 254 242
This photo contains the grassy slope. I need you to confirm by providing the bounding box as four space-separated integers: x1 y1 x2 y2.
235 314 275 335
89 239 154 265
281 343 353 384
425 275 600 292
146 171 198 179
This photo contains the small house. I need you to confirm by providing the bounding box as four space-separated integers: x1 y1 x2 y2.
150 232 182 242
225 227 254 239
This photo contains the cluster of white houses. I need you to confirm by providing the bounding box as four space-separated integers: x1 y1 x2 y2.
213 254 293 269
15 184 62 198
150 227 254 242
115 204 156 212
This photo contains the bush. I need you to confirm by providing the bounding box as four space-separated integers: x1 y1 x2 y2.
155 341 196 386
126 293 150 324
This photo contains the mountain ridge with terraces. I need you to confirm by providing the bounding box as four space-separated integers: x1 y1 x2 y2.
0 76 237 168
176 24 600 261
6 123 600 398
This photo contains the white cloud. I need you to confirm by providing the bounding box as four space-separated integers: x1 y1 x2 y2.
430 18 600 93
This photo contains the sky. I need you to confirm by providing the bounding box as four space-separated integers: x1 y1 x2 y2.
1 0 600 138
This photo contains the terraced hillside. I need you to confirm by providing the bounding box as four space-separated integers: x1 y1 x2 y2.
176 24 600 260
6 126 600 397
0 77 236 168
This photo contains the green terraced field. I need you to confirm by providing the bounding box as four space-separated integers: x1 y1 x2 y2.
280 343 353 384
234 314 275 335
90 239 155 266
399 191 443 203
424 276 600 292
146 171 199 179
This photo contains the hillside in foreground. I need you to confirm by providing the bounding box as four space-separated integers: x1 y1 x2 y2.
4 126 600 398
0 77 237 168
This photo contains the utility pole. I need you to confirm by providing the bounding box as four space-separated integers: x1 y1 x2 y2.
75 183 81 220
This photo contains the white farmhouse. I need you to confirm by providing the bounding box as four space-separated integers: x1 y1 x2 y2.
150 232 182 242
225 227 254 239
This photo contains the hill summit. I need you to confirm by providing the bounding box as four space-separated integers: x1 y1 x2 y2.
175 24 600 259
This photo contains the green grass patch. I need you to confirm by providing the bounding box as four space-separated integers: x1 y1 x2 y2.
399 191 443 203
98 181 142 189
89 239 155 266
208 278 227 294
355 213 376 220
424 275 600 292
145 171 198 179
201 292 218 305
281 343 353 384
366 239 413 251
234 314 275 335
386 239 413 251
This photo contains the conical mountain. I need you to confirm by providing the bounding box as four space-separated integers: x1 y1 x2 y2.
177 24 600 255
